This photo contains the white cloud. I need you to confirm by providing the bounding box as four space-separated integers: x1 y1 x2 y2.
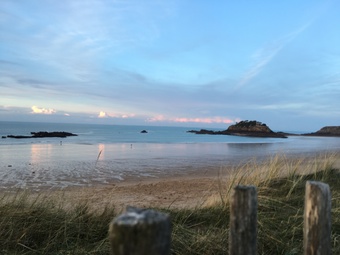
235 22 314 90
31 106 56 114
98 111 136 119
4 0 172 84
98 111 107 118
148 115 239 124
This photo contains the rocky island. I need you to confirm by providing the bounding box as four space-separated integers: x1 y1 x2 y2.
5 131 78 139
303 126 340 137
188 120 287 138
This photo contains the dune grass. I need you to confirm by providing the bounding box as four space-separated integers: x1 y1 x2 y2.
0 153 340 254
169 153 340 255
0 192 115 254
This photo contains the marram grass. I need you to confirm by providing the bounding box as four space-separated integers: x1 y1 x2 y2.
0 192 115 254
0 153 340 254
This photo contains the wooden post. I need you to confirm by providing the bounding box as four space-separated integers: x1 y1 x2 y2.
109 207 171 255
304 181 332 255
229 185 257 255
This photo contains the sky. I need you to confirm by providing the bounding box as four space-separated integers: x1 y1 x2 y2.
1 0 339 132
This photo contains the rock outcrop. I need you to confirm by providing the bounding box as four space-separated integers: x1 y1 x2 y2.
6 131 78 139
188 120 287 138
303 126 340 137
227 120 272 133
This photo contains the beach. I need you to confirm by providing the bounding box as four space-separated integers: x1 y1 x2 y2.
2 136 340 191
2 147 340 254
1 122 340 211
50 174 220 212
4 150 339 212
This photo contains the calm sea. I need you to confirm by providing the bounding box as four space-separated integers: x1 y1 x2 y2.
1 121 340 190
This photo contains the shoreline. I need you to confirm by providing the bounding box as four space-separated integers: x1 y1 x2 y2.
0 165 224 212
1 141 340 190
2 151 339 212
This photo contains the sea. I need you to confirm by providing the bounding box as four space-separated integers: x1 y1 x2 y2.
1 121 340 190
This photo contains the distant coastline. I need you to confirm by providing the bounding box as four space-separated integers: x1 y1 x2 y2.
188 120 340 138
301 126 340 137
0 120 340 142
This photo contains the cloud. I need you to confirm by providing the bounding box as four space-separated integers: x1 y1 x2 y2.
98 111 136 119
0 0 173 85
121 113 136 118
98 111 107 118
31 106 56 114
148 115 239 125
235 22 314 90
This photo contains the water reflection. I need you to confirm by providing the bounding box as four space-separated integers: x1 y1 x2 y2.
226 143 274 155
30 144 53 164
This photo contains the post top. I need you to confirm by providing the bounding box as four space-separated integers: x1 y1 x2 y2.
113 206 169 226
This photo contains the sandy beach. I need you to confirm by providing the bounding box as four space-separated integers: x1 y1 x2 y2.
2 125 340 212
12 151 339 213
57 175 220 212
16 164 225 212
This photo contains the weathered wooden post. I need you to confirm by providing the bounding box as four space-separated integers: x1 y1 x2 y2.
109 207 171 255
304 181 332 255
229 185 257 255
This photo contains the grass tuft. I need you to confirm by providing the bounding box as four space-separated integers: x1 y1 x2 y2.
169 153 340 254
0 191 116 254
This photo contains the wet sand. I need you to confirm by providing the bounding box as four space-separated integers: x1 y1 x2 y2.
2 137 340 190
7 151 339 212
2 164 225 212
0 147 340 212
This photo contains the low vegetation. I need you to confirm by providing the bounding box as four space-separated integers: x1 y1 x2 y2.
232 120 267 128
1 153 339 254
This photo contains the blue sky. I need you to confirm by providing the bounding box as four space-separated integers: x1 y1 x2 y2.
1 0 339 131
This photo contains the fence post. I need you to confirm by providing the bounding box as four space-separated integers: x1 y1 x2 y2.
109 207 171 255
304 181 331 255
229 185 257 255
